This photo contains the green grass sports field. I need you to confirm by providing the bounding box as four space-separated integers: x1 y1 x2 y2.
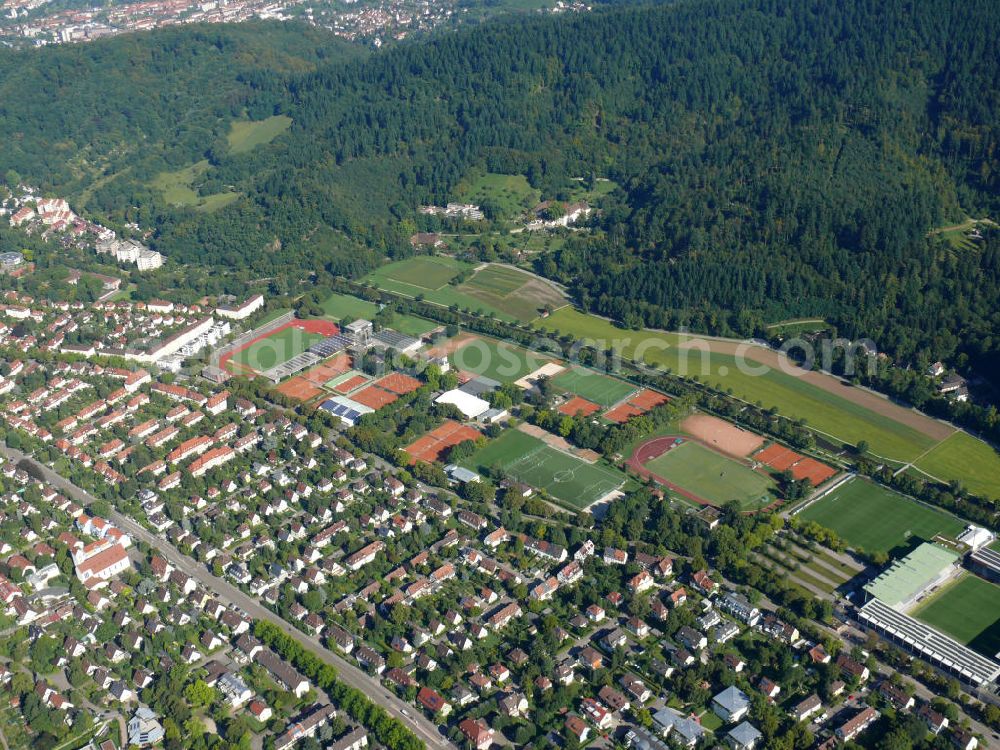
364 257 519 321
449 339 551 383
644 440 774 510
365 255 566 322
230 327 327 372
319 292 437 336
798 478 965 554
912 573 1000 657
463 265 526 295
365 258 562 323
366 256 471 295
551 366 636 407
913 431 1000 500
456 265 565 322
321 292 378 320
464 429 624 509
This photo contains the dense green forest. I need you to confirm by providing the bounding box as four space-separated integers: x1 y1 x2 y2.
0 0 998 372
0 22 362 193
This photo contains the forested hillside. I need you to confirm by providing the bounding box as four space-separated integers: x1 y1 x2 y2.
0 22 361 191
0 0 997 369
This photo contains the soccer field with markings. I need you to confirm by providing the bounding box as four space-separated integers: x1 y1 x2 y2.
551 366 637 407
911 573 1000 657
798 478 965 554
464 429 624 509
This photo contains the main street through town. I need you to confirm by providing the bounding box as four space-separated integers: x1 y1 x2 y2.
1 444 455 750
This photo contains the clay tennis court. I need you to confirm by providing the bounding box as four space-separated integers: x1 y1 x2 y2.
791 457 838 485
274 354 353 401
629 389 670 410
332 374 369 394
405 420 481 463
754 443 788 464
603 388 671 424
558 396 601 417
754 443 838 485
680 414 765 458
376 372 423 395
604 403 644 423
757 444 800 471
351 386 399 410
275 377 323 401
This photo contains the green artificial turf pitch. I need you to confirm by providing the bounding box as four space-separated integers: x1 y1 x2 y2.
551 366 636 407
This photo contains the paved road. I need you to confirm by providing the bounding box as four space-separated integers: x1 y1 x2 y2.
2 445 453 750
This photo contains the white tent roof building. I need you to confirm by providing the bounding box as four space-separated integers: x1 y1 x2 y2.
435 389 491 419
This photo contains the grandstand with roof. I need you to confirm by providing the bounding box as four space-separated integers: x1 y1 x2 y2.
858 599 1000 687
857 542 1000 687
968 546 1000 585
863 543 960 609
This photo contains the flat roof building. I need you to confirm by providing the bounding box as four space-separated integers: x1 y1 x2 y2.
957 525 994 551
345 319 373 345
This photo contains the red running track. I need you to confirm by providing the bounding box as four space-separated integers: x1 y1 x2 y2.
219 319 338 372
626 435 782 513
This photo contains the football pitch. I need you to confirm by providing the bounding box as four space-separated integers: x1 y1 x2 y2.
798 478 965 554
321 292 378 320
464 429 624 509
551 366 636 407
911 573 1000 657
643 440 773 510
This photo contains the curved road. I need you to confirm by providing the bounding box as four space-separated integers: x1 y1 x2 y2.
2 445 453 750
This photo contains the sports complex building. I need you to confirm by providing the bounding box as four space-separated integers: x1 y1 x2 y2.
969 546 1000 584
863 543 959 609
857 542 1000 687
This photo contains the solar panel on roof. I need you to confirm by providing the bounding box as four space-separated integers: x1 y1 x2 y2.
374 330 420 350
320 401 366 423
309 335 351 357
